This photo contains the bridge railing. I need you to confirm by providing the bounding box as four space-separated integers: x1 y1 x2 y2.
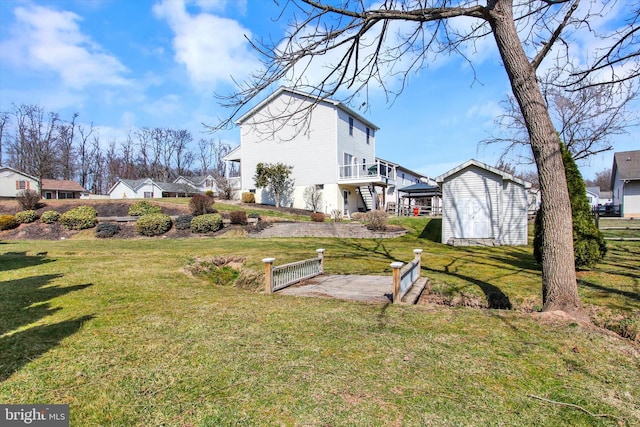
262 249 325 293
391 249 423 303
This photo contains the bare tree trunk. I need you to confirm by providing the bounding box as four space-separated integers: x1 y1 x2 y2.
489 0 586 320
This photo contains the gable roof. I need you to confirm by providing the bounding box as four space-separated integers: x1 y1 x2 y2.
586 186 600 197
109 178 199 195
0 166 38 182
41 179 86 192
435 159 532 189
236 87 380 131
611 150 640 188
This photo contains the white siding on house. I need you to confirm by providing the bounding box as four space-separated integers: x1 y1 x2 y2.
623 182 640 217
0 168 39 198
109 181 138 199
238 90 377 212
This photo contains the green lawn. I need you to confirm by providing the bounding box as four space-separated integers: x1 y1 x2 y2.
1 218 639 426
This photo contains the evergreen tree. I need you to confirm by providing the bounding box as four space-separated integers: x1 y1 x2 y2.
534 143 606 268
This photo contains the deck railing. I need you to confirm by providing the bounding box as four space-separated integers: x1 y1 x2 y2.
338 161 396 181
391 249 423 303
263 249 325 293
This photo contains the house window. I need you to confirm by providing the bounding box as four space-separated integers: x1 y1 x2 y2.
362 159 366 171
45 192 53 199
349 117 354 136
144 192 153 198
16 180 27 190
315 184 324 190
366 127 370 144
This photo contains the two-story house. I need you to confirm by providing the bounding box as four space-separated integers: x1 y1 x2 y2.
224 87 426 215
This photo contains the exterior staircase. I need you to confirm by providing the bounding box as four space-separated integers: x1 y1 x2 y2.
359 185 375 211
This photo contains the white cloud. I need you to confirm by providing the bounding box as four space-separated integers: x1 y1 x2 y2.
153 0 259 88
0 4 130 89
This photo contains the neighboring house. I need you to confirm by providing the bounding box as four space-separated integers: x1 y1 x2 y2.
611 150 640 218
174 175 218 195
0 166 39 198
224 87 426 214
436 159 531 246
41 179 86 200
108 178 199 199
586 186 600 210
599 190 613 206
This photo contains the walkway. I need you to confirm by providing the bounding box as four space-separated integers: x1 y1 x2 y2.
277 274 428 304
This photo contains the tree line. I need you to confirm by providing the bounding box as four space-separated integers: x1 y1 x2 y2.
0 104 234 194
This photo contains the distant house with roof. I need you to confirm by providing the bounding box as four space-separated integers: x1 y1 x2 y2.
586 186 600 210
611 150 640 218
41 179 86 200
0 166 39 198
108 178 199 199
174 175 218 195
223 87 428 214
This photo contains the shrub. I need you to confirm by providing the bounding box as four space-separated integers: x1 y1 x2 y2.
175 214 193 230
242 192 255 203
59 206 97 230
95 222 120 238
364 210 388 231
205 190 214 197
15 210 39 224
191 213 223 234
534 143 606 268
0 214 18 230
128 200 162 216
330 209 343 222
16 189 42 210
190 194 216 216
229 210 248 225
136 213 173 236
310 212 326 222
41 210 60 224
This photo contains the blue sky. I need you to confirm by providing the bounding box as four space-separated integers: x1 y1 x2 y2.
0 0 637 180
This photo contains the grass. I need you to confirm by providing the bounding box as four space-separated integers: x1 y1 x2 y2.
1 217 639 426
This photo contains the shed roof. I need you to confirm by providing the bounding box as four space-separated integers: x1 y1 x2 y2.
435 159 531 189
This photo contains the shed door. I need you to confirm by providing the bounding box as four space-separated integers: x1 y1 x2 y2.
457 198 490 238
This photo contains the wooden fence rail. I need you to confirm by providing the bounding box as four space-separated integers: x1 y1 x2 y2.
263 249 325 293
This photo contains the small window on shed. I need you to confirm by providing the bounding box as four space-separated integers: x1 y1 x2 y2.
349 117 354 136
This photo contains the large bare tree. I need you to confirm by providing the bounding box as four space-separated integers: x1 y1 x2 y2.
486 73 638 164
215 0 638 320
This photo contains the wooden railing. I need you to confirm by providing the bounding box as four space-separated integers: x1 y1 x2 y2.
391 249 423 303
263 249 325 293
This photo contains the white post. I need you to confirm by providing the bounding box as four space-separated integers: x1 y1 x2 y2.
263 257 276 293
316 249 325 273
391 262 403 304
413 249 423 272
